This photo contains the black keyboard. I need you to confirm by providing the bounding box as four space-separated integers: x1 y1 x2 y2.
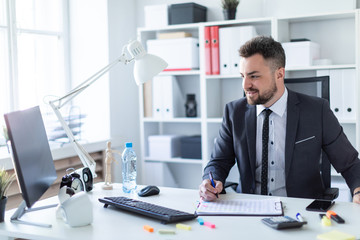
98 196 197 223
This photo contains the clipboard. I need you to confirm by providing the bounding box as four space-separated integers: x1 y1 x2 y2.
196 197 284 216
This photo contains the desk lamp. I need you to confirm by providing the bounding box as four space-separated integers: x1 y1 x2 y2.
49 40 167 191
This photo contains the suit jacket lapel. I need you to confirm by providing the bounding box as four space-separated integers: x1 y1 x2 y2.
285 90 300 179
245 104 257 177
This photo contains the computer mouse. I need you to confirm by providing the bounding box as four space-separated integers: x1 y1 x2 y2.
138 185 160 197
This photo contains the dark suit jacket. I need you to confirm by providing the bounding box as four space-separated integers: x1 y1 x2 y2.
203 89 360 199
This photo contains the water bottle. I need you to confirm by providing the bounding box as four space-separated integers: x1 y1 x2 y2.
121 142 137 193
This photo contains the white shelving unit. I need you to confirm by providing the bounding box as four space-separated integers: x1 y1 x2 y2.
137 10 360 197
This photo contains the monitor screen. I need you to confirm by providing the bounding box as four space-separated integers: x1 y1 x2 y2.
4 106 57 208
284 76 329 101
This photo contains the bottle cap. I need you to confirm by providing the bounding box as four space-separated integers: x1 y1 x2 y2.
125 142 132 148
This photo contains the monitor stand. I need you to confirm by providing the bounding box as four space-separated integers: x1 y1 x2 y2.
10 200 58 228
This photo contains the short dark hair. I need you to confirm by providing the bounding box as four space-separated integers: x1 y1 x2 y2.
239 36 286 71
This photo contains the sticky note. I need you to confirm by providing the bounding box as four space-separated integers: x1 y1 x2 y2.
176 223 191 230
197 218 204 225
321 216 331 226
317 230 355 240
158 229 176 235
204 221 216 228
143 225 154 232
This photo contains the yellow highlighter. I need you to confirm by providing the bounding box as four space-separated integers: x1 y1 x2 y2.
176 223 191 230
321 216 332 226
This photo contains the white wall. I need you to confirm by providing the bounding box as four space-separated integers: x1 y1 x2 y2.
107 0 139 183
69 0 110 143
261 0 356 17
70 0 139 184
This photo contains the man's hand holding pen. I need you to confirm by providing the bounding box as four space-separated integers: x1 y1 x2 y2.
199 176 223 201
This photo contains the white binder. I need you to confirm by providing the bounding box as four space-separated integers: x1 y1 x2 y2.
219 26 257 75
317 69 356 121
152 76 184 119
152 76 164 119
317 69 342 119
230 26 257 75
342 69 356 120
219 27 232 75
162 76 183 118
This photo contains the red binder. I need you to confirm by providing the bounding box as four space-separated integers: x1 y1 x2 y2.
210 26 220 75
204 26 212 75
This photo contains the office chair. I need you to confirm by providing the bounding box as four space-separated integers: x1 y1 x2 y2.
224 76 339 200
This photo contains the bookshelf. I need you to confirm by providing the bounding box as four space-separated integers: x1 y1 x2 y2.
137 10 359 199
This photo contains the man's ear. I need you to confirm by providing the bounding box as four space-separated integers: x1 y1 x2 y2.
276 67 285 81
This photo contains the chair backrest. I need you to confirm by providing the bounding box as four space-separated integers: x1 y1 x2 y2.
284 76 331 189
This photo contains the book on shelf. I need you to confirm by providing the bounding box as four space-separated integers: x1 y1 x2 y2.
204 26 212 75
210 26 220 75
157 31 192 39
143 80 153 117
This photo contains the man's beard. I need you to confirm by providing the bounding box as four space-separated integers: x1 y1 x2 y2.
245 77 277 105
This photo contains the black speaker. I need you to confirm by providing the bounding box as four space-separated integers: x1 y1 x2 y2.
185 94 197 117
74 167 93 192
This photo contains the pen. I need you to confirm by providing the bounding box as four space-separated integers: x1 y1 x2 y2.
209 171 218 198
296 213 304 222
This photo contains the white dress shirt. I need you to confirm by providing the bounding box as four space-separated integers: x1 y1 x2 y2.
255 88 288 196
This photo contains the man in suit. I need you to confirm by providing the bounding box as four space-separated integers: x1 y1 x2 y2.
199 36 360 204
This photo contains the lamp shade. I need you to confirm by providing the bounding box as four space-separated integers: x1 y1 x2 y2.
127 40 168 85
133 54 168 85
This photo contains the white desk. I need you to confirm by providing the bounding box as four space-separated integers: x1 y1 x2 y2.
0 183 360 240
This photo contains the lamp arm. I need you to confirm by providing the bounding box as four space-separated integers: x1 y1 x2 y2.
54 54 132 109
49 101 97 178
48 50 133 179
46 39 162 181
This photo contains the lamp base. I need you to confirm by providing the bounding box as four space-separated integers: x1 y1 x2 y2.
102 184 113 190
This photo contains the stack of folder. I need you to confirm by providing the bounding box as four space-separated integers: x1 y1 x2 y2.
205 25 257 76
204 26 219 75
317 69 356 121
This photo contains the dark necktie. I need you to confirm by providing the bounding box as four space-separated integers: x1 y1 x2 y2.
261 109 272 195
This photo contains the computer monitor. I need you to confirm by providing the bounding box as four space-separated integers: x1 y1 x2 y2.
4 106 57 227
284 76 329 102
